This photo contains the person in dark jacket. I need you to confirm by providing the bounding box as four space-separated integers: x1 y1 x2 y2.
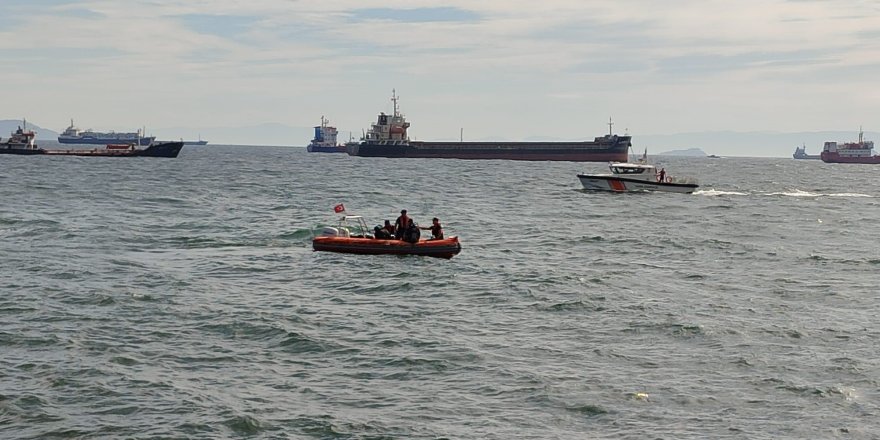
402 218 420 243
374 225 392 239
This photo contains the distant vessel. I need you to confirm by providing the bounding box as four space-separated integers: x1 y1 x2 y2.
183 135 208 146
307 116 346 153
2 121 183 158
0 121 42 155
793 144 820 160
345 90 631 162
58 119 154 146
820 128 880 164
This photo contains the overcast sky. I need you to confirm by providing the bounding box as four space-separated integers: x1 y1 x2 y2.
2 0 879 147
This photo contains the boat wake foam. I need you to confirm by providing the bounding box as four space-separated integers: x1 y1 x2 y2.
695 189 873 198
766 190 873 198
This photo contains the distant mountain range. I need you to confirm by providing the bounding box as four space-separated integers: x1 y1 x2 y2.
2 119 874 157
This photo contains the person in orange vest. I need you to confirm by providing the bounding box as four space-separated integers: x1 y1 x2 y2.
393 209 409 239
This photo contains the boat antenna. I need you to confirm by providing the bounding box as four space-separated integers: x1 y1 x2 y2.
460 127 463 142
391 89 399 117
608 117 614 136
859 125 863 144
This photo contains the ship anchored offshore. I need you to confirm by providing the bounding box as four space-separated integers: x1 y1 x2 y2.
345 90 631 162
58 119 155 146
307 116 346 153
820 127 880 164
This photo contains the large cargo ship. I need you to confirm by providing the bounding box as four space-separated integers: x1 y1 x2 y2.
58 119 155 146
820 128 880 164
345 91 631 162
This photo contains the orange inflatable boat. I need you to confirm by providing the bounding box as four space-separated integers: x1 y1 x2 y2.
313 235 461 259
311 214 461 259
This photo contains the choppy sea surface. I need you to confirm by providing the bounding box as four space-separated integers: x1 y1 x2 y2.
1 145 879 439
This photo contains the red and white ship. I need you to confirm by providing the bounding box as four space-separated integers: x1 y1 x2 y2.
820 128 880 164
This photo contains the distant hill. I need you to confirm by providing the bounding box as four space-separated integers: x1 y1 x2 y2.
656 148 706 157
638 130 876 158
0 120 59 140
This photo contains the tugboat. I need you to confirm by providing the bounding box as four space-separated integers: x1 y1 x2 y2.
307 116 346 153
0 121 45 155
793 144 820 160
820 128 880 164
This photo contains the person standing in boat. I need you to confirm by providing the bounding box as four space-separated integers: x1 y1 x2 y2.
657 168 666 183
420 217 444 240
394 210 409 240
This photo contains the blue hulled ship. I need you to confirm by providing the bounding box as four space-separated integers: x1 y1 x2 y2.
307 117 346 153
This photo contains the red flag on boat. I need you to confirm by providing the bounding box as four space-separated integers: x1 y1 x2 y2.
333 203 345 213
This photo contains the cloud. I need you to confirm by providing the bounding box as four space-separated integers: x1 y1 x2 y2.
348 7 482 23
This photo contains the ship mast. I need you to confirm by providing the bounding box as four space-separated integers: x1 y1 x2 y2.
391 89 400 117
608 117 614 136
859 125 863 144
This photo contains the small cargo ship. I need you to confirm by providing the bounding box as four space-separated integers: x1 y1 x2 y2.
0 123 43 155
820 128 880 164
58 119 155 146
307 116 346 153
345 91 631 162
793 144 820 160
2 122 183 158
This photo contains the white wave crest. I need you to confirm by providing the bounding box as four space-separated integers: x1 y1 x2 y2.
693 189 748 196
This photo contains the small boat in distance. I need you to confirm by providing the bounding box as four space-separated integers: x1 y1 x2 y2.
307 116 346 153
820 128 880 164
793 144 820 160
58 119 155 146
577 151 699 194
182 135 208 146
312 214 462 259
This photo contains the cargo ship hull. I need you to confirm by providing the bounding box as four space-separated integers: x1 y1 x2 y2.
820 152 880 164
347 140 631 162
1 142 184 158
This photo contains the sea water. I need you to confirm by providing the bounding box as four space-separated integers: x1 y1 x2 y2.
1 146 878 439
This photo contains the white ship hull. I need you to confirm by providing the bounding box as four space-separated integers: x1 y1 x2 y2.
577 175 698 194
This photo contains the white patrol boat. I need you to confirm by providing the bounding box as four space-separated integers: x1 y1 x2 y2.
577 158 699 194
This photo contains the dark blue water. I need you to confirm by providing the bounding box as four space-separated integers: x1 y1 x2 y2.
2 146 879 439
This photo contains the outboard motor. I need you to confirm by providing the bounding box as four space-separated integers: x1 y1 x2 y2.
320 227 340 237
